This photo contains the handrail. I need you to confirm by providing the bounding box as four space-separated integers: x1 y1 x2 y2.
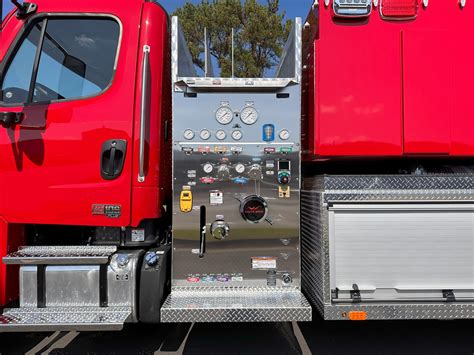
138 45 150 183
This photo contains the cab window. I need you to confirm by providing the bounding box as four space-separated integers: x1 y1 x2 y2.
1 17 120 105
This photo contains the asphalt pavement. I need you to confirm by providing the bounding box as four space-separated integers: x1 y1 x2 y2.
0 316 473 354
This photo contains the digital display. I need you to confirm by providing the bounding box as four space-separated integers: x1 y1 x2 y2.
278 161 290 170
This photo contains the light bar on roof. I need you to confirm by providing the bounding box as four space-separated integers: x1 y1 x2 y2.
333 0 372 18
380 0 419 20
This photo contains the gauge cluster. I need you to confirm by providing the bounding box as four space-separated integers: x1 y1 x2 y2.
181 102 291 143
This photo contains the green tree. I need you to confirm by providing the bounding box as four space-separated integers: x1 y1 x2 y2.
173 0 292 77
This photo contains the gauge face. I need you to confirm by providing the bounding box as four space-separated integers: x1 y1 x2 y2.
216 130 227 140
215 106 234 125
235 163 246 174
231 130 243 141
240 107 258 125
279 129 290 140
203 163 213 174
183 129 195 140
200 129 211 140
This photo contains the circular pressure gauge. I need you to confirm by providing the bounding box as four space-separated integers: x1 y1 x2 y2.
231 130 243 141
183 129 195 140
215 106 234 125
235 163 246 174
279 129 290 140
240 107 258 125
203 163 213 174
216 130 227 140
200 129 211 140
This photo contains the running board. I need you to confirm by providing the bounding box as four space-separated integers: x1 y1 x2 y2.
0 306 131 332
3 246 117 265
161 288 312 323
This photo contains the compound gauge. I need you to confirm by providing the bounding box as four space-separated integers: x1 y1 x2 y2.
216 130 227 140
235 163 246 174
183 129 195 140
240 107 258 125
231 130 243 141
203 163 213 174
215 106 234 125
279 129 290 140
200 129 211 140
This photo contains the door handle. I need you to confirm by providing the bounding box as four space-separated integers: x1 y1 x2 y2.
0 112 24 128
101 139 127 180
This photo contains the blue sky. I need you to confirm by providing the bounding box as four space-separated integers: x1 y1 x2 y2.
3 1 311 22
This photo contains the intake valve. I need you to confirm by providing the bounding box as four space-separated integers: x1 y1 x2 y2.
210 219 230 240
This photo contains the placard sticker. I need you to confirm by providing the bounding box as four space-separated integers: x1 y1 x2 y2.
210 190 224 206
131 229 145 242
251 257 277 270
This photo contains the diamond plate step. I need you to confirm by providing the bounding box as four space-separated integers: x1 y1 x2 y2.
0 307 131 332
3 246 117 265
161 288 312 323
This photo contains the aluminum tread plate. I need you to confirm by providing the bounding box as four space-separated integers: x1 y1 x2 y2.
323 304 474 320
0 307 130 332
161 288 312 323
3 246 117 265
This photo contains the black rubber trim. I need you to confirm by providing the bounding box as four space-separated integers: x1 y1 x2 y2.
36 265 46 308
99 264 108 307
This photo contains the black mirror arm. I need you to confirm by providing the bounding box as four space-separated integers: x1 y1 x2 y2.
0 112 24 128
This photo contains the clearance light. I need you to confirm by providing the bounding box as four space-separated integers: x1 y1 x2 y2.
380 0 419 19
333 0 372 17
349 311 368 321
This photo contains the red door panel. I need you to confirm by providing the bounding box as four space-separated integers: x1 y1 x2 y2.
0 0 143 227
403 30 452 155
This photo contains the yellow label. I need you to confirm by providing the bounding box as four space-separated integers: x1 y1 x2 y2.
180 188 193 213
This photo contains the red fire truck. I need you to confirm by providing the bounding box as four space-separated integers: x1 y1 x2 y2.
0 0 472 331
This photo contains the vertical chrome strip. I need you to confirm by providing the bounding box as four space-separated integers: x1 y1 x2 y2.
138 45 150 183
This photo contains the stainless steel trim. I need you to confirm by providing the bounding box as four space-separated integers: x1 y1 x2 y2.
138 45 151 183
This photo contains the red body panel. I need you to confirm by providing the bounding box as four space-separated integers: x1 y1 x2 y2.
0 1 170 305
303 1 474 159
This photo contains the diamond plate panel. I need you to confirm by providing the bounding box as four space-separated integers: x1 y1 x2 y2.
161 288 312 323
323 304 474 320
3 245 117 265
0 307 131 332
301 174 474 320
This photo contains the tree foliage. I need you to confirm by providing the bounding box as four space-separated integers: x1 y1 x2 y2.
173 0 292 77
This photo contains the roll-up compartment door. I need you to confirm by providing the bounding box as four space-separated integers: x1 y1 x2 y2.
329 204 474 301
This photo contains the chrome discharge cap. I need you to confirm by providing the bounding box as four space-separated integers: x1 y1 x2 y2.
144 252 159 266
211 220 230 240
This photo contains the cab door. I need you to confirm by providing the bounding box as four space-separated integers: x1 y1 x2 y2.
0 2 142 227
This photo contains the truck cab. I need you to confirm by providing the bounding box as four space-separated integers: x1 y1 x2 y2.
0 0 171 330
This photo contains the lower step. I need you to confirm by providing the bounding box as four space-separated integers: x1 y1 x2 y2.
0 306 131 332
161 288 312 323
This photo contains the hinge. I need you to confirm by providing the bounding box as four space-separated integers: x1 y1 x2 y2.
331 288 339 299
325 0 330 6
459 0 466 8
373 0 379 6
350 284 361 303
442 290 456 302
423 0 428 7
